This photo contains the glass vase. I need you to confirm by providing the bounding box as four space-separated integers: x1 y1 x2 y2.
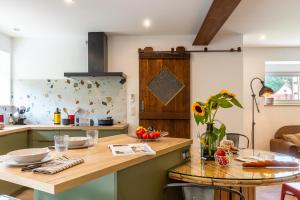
199 123 219 161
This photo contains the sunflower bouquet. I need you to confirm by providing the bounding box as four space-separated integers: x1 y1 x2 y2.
192 89 243 160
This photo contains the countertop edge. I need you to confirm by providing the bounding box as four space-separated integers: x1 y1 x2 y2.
0 124 129 136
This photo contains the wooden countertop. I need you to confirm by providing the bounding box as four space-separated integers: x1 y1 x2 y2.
0 124 129 136
0 135 192 194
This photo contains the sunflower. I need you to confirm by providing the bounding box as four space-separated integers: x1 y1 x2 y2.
192 102 205 116
220 89 236 98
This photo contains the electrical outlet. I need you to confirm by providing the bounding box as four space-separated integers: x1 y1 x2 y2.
181 149 191 161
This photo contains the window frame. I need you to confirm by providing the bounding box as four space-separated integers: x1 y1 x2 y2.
265 71 300 106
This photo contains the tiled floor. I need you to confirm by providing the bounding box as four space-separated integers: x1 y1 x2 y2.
15 186 296 200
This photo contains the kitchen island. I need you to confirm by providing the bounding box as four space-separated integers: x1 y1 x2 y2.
0 134 192 200
0 124 129 195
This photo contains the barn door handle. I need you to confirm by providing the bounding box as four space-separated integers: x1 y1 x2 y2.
141 100 145 112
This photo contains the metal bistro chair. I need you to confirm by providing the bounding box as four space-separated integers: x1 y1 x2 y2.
163 183 245 200
226 133 250 149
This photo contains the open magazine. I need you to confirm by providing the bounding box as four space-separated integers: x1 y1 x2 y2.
108 143 156 156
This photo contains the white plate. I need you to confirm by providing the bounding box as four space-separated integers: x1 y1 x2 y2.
68 143 92 149
4 155 53 166
7 148 50 163
48 143 92 150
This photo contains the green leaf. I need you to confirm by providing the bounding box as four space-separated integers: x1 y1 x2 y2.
214 94 222 99
218 124 226 141
218 99 233 108
230 97 243 108
194 114 205 125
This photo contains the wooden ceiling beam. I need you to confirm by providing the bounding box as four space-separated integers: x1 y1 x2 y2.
193 0 241 46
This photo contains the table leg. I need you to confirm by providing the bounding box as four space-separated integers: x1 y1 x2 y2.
215 187 256 200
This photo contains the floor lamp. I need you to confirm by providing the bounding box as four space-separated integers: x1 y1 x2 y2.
250 77 274 155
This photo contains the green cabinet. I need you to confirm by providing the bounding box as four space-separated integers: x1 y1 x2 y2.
29 130 60 148
59 129 128 138
0 131 28 195
29 128 128 148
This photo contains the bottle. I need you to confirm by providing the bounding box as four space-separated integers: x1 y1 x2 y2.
54 108 61 125
8 113 14 125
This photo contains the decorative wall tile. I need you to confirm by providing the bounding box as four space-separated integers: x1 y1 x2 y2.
11 77 127 125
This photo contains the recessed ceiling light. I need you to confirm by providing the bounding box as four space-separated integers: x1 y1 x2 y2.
143 19 151 28
259 34 266 40
64 0 74 4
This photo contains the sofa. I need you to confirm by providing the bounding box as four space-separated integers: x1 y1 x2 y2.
270 125 300 157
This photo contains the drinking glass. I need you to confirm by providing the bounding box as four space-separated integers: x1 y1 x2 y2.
86 130 99 146
54 135 69 156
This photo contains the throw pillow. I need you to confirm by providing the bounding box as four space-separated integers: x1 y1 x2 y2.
283 133 300 146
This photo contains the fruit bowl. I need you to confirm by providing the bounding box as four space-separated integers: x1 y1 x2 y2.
214 148 233 167
137 131 169 142
135 126 168 142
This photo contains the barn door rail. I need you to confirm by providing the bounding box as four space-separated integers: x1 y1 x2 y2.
138 46 242 55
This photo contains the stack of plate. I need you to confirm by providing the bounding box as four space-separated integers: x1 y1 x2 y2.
5 148 51 166
68 137 89 149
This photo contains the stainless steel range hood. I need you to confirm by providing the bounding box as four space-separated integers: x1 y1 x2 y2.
64 32 126 79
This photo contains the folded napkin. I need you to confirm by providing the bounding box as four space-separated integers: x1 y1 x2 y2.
33 158 84 174
0 155 8 162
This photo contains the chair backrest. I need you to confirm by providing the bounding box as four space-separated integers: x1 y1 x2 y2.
226 133 249 149
163 183 245 200
274 125 300 139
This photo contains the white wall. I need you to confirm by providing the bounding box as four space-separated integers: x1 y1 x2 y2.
0 32 12 105
243 47 300 150
12 34 244 138
0 32 11 53
12 36 87 79
108 34 244 137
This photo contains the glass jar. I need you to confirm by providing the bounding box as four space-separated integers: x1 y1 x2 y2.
199 123 219 161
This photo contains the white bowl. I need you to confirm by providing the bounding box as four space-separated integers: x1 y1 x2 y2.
68 137 88 147
7 148 50 163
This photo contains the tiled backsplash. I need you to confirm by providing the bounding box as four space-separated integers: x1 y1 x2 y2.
0 77 127 125
0 106 15 123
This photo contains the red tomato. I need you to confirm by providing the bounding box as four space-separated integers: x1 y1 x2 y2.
136 132 142 139
142 133 148 139
155 131 161 138
218 156 229 166
136 129 146 137
149 133 154 139
215 148 226 157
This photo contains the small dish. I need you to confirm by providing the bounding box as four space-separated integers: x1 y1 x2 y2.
68 137 88 147
7 148 50 163
68 143 92 149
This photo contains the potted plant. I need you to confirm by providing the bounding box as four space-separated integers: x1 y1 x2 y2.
192 89 243 160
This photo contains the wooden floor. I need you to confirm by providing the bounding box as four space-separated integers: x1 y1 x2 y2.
257 185 296 200
15 189 33 200
14 186 296 200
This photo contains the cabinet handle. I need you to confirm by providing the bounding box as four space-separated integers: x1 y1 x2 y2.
141 100 145 112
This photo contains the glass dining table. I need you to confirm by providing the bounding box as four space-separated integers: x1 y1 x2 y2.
168 148 300 200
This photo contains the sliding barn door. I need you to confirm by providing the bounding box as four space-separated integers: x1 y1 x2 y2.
139 50 190 138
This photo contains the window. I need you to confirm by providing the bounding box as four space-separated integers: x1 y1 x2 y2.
0 50 11 105
265 61 300 105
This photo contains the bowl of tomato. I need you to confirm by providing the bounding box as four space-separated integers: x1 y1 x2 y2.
135 126 168 142
214 147 233 167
